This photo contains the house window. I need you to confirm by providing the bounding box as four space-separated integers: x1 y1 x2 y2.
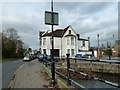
67 49 70 54
67 37 69 45
43 38 46 45
82 41 85 47
50 38 52 45
75 38 76 45
69 30 71 34
71 37 74 45
71 49 74 57
43 49 46 54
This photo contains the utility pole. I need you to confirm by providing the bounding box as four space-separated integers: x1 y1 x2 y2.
113 34 114 48
97 34 100 59
88 37 90 49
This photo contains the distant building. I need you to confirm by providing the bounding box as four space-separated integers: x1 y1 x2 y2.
39 25 92 58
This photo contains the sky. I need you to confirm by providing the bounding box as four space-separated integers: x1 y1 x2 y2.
1 0 118 50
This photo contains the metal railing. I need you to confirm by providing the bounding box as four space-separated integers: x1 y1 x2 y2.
41 56 120 88
69 68 120 88
69 58 120 64
42 59 86 89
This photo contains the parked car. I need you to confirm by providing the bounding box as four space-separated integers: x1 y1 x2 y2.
23 56 32 61
82 54 94 59
38 54 59 62
75 54 82 59
38 54 47 61
46 55 59 62
31 55 37 59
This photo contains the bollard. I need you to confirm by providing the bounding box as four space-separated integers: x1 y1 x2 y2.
75 58 77 63
66 53 71 86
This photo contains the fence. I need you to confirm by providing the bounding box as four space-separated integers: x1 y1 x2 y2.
41 55 120 88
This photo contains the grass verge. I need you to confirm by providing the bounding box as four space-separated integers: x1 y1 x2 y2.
1 58 22 62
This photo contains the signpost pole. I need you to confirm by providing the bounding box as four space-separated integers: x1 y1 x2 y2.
51 0 55 86
66 53 71 86
45 0 58 86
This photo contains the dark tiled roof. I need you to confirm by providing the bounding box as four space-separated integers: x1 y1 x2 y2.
42 25 70 37
62 25 70 36
42 29 64 37
42 25 88 41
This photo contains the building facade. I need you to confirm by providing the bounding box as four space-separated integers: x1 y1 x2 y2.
39 25 92 58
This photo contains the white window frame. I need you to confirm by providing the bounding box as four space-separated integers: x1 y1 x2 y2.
67 49 70 54
71 49 74 57
67 37 69 45
82 41 85 47
43 38 46 45
69 30 71 34
71 37 74 45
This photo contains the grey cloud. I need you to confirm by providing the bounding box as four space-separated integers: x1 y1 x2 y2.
2 2 117 49
54 2 112 15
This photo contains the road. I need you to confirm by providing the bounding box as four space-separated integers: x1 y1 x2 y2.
2 60 26 88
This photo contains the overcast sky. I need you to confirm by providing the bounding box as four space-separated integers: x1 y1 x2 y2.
1 1 118 50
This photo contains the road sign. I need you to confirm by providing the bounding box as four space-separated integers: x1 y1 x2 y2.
45 11 59 25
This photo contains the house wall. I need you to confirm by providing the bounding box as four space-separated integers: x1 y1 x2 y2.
41 36 51 55
54 37 62 57
63 27 77 37
61 37 66 57
78 40 89 51
41 36 62 57
62 26 78 58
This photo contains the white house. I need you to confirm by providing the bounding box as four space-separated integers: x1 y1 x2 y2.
39 25 92 58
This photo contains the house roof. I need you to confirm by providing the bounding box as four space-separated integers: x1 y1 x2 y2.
42 29 64 37
41 25 88 41
42 25 70 37
62 25 70 36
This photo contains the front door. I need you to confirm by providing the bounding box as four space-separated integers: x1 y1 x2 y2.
51 49 59 57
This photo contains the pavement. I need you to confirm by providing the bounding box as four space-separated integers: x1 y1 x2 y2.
9 59 52 88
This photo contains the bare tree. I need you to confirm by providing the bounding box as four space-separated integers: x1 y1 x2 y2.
2 28 27 58
3 28 20 40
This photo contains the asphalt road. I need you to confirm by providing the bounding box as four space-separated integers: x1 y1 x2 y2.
2 60 26 88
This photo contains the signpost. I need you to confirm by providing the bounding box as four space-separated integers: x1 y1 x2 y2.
45 0 59 86
45 11 59 25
